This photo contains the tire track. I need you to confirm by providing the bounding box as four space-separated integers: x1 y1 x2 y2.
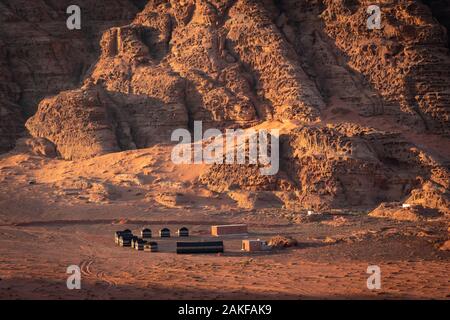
96 270 117 288
80 257 117 288
79 258 94 277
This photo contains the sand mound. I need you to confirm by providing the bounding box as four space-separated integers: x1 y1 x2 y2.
14 137 57 158
268 235 298 248
153 192 191 208
88 182 121 203
228 191 283 209
369 203 442 222
54 178 120 203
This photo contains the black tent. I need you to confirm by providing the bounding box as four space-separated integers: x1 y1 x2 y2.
177 227 189 237
144 242 158 252
159 228 171 238
115 230 133 244
141 228 152 239
176 241 224 254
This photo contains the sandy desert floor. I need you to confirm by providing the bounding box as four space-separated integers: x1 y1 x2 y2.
0 145 449 300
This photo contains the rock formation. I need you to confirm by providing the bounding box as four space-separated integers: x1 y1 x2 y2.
317 0 450 133
0 38 22 153
2 0 450 212
26 0 328 159
0 0 141 152
200 122 450 210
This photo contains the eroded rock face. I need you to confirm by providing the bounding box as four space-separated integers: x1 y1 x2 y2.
201 122 449 210
225 0 325 121
0 0 140 117
422 0 450 47
0 98 22 154
9 1 450 212
26 85 121 160
22 0 450 156
0 39 22 153
0 0 141 152
406 180 450 215
26 0 329 159
317 0 450 134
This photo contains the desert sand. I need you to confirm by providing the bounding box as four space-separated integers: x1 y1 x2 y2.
0 0 449 300
0 144 448 300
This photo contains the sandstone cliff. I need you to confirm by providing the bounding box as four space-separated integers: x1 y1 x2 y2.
3 0 450 212
0 0 142 152
23 0 450 157
318 0 450 133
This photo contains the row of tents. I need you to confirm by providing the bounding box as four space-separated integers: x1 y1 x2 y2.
140 227 189 238
115 229 158 251
114 228 224 254
115 228 189 247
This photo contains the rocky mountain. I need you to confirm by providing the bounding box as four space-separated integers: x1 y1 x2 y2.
0 0 142 152
1 0 449 212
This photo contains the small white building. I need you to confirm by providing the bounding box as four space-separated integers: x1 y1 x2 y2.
242 239 269 252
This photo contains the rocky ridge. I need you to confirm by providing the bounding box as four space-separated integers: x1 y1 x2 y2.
1 0 449 213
